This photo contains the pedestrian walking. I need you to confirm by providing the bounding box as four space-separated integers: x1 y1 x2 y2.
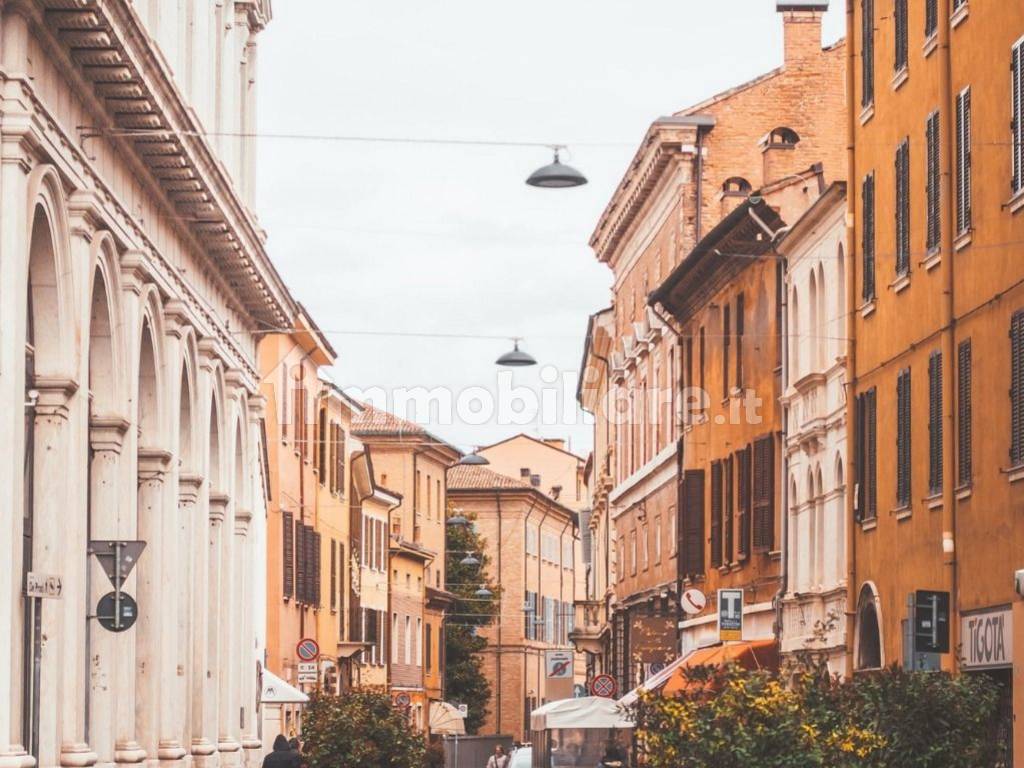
262 735 301 768
486 744 509 768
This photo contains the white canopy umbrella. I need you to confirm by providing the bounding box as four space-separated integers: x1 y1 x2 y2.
530 697 634 731
429 701 467 736
260 669 309 705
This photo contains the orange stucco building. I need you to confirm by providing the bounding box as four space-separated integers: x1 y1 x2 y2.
847 0 1024 759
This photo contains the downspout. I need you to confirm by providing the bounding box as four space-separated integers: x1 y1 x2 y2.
495 491 503 733
695 126 707 244
523 499 538 732
938 0 958 671
844 0 859 679
591 351 614 620
775 241 790 644
536 507 549 706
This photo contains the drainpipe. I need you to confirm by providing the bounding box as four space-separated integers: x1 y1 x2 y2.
522 499 538 734
495 491 503 733
591 351 614 621
938 0 958 671
776 243 791 646
844 0 859 679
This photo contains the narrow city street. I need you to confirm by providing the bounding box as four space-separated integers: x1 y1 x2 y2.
0 1 1022 767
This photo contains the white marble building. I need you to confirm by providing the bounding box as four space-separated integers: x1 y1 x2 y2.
778 183 848 673
0 2 287 768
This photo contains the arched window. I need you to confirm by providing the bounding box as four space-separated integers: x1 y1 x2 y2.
856 584 883 670
722 176 752 196
790 287 800 380
808 269 818 371
768 127 800 147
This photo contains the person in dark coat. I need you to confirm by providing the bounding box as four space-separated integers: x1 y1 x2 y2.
262 734 301 768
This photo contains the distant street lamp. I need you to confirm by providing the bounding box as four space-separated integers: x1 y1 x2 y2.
526 147 588 188
474 586 493 598
447 512 469 527
460 553 481 566
458 452 490 466
495 338 536 367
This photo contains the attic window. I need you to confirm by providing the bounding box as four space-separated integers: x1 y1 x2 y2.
722 177 752 197
767 127 800 148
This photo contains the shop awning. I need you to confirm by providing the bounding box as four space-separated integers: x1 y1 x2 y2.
661 639 779 696
429 702 467 736
260 669 309 705
530 696 634 731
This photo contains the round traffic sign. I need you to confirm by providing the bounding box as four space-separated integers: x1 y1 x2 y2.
296 637 320 661
680 587 708 616
394 692 411 708
96 591 138 633
590 673 617 699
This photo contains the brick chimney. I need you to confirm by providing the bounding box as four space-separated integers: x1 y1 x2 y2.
778 1 828 65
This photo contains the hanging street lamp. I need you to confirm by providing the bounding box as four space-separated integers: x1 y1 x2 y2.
495 338 537 367
526 146 588 188
474 586 493 598
458 452 490 466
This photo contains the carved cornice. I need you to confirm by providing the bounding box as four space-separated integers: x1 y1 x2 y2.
137 447 172 478
33 376 79 419
178 473 203 504
209 491 230 523
89 415 131 453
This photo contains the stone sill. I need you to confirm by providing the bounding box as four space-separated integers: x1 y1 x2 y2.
890 273 911 294
893 506 912 522
859 103 875 126
950 3 968 29
1008 188 1024 215
955 484 972 501
861 518 878 532
926 494 943 511
891 66 909 92
954 230 972 252
1006 464 1024 484
921 249 942 271
860 299 877 318
923 32 939 58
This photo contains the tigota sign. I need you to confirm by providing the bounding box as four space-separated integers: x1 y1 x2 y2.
961 607 1013 670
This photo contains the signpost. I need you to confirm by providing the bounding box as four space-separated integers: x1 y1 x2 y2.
718 588 743 642
89 540 146 634
680 587 707 616
296 638 320 662
914 590 950 654
590 674 617 699
545 650 574 679
25 572 62 600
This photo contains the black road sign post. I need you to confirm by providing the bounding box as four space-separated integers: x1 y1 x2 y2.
89 540 146 633
914 590 950 655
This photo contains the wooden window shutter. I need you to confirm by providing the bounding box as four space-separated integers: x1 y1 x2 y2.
683 470 705 578
926 112 941 252
736 293 744 389
895 140 910 276
957 340 973 487
330 539 337 611
866 388 878 519
317 412 326 484
295 520 306 603
313 530 322 608
281 366 289 439
862 174 876 301
894 0 907 72
724 455 734 565
752 435 775 551
723 305 731 400
855 394 866 521
956 88 972 234
897 369 911 507
337 429 346 495
1011 311 1024 465
861 0 874 107
282 511 294 600
710 460 723 568
925 0 937 37
1014 41 1024 194
293 386 304 454
737 445 752 557
928 352 943 495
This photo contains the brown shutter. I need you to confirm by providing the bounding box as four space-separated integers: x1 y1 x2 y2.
710 460 723 568
294 520 306 603
724 455 734 564
894 0 907 71
957 340 973 486
866 388 878 519
925 0 937 36
928 352 943 495
682 470 705 578
330 539 337 611
1014 42 1024 193
722 305 731 400
896 368 911 507
956 88 972 234
862 174 876 301
895 140 910 276
926 112 941 252
735 293 744 389
861 0 874 107
282 511 294 600
737 445 752 557
752 436 775 551
313 531 322 608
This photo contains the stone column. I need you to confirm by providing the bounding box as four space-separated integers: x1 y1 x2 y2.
87 418 130 768
175 476 203 765
234 508 258 767
135 449 171 762
188 476 216 768
207 493 231 765
217 497 240 768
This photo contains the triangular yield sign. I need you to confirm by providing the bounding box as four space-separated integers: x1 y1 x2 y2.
90 540 147 589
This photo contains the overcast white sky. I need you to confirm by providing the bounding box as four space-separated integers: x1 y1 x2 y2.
256 1 845 456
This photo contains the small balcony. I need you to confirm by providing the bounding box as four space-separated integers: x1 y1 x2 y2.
568 599 609 656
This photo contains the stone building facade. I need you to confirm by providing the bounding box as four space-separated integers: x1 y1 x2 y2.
0 2 281 768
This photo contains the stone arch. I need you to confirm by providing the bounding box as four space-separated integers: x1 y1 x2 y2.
790 286 800 379
136 290 166 449
835 452 845 489
231 395 250 511
808 268 818 370
88 233 127 417
855 582 884 670
178 330 200 475
208 365 227 491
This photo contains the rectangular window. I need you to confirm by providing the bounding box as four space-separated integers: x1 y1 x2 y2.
861 0 875 107
405 616 412 665
699 327 706 413
736 292 744 389
895 139 910 276
928 352 943 495
752 436 775 551
295 520 306 603
1011 311 1024 465
737 445 752 558
281 365 289 439
857 388 879 521
957 339 972 487
862 173 876 301
318 410 327 485
337 542 345 635
629 529 637 576
282 510 294 600
894 0 907 71
641 523 649 570
330 539 337 611
723 304 731 399
425 623 433 672
925 0 938 38
653 515 662 564
710 460 723 568
669 504 677 556
682 470 705 578
526 524 539 556
926 111 941 253
416 618 423 666
956 88 972 234
897 368 912 507
724 455 734 565
684 337 694 426
1014 39 1024 194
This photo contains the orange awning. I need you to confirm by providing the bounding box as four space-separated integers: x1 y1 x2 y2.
661 639 779 696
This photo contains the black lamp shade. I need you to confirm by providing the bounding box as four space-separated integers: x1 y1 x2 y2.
459 453 490 466
526 154 588 188
496 340 536 367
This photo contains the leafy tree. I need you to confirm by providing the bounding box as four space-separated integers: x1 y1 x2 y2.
301 687 426 768
444 505 500 734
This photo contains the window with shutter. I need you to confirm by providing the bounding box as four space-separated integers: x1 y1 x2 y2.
682 470 705 578
926 111 941 253
330 539 337 611
737 445 751 557
710 460 723 568
929 352 943 495
856 389 879 521
861 0 874 107
736 293 745 389
957 340 972 487
862 173 876 301
896 140 910 276
313 530 322 608
752 436 775 551
897 369 912 507
338 429 346 495
956 88 972 234
317 408 326 482
282 510 294 600
925 0 937 37
338 542 345 634
1011 312 1024 465
724 455 734 565
894 0 907 72
295 520 306 603
1012 39 1024 194
293 386 304 455
281 365 289 439
723 305 731 399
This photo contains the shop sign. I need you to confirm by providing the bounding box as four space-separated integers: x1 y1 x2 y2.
961 607 1013 670
718 588 743 642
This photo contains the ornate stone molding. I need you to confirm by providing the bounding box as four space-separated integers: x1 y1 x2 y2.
113 740 147 765
163 300 191 340
119 250 154 295
137 447 172 478
234 507 252 536
89 415 131 453
59 743 98 768
155 741 186 761
0 744 35 768
178 473 203 504
33 376 79 420
189 739 216 757
209 491 230 523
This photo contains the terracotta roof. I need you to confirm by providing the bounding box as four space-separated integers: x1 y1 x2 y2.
352 403 428 437
447 464 531 491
